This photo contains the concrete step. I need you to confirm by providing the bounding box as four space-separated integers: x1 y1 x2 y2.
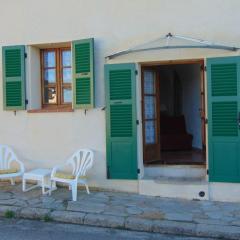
139 177 209 200
144 164 206 179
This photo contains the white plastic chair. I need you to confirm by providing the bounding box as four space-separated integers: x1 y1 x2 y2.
50 149 94 201
0 145 25 185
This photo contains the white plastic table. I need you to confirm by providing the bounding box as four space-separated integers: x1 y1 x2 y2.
22 168 54 195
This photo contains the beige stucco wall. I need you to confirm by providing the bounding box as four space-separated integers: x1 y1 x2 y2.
0 0 240 193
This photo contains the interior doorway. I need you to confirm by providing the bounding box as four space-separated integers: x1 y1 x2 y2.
141 60 206 165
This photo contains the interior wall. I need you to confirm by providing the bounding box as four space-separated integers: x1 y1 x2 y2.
175 64 202 149
158 66 174 116
158 64 202 149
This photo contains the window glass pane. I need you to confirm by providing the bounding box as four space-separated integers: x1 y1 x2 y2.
63 68 72 83
144 96 155 119
44 87 57 104
144 71 155 94
63 88 72 103
145 121 156 144
44 51 55 67
62 50 71 67
44 69 56 83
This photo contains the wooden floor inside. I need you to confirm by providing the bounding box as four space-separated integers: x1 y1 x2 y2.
146 149 206 165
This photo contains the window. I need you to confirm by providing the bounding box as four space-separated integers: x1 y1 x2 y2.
41 48 72 108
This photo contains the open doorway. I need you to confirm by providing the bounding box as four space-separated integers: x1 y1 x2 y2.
141 60 206 165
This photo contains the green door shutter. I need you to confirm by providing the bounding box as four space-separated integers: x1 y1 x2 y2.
2 45 26 110
105 63 138 179
207 56 240 182
72 38 94 109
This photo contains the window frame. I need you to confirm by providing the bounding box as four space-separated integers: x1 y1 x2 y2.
40 47 72 109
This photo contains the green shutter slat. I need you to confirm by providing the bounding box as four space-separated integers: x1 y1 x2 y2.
207 56 240 183
211 63 237 96
72 38 94 109
75 43 90 73
76 78 91 104
105 63 138 180
110 70 132 100
5 49 22 77
6 82 22 106
212 102 238 136
110 104 132 137
2 45 25 110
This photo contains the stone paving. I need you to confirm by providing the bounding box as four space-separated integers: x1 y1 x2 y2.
0 183 240 239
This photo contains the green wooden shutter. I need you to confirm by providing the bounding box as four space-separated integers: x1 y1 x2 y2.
105 63 138 179
207 56 240 182
2 45 26 110
72 38 94 109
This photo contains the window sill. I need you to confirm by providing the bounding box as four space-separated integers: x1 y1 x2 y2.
27 107 74 113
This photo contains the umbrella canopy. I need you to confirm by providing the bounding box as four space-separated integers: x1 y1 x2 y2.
106 33 239 59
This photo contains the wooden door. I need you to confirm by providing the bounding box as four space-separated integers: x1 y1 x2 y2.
142 68 161 163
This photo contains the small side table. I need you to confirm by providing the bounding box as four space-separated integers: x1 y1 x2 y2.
22 168 55 195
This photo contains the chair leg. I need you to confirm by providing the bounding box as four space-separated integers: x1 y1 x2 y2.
85 183 90 194
49 181 54 196
10 178 15 185
71 183 78 201
22 178 26 192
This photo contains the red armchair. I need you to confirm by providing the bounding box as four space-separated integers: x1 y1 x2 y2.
160 115 193 151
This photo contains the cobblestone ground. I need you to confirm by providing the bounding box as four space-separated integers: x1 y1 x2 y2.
0 183 240 239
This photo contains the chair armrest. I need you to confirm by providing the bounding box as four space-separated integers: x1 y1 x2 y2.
76 172 85 180
51 163 70 178
13 159 25 174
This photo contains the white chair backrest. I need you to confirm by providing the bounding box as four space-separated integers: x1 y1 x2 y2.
0 145 18 170
67 149 94 177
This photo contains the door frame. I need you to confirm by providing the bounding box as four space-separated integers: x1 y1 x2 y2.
139 58 206 165
141 66 161 164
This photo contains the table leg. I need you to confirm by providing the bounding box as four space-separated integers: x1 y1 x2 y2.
22 180 40 192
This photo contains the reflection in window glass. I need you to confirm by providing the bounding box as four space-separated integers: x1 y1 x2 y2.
44 51 55 67
42 48 72 106
144 71 155 94
62 50 71 66
63 88 72 103
44 87 57 104
144 96 155 119
145 121 156 144
44 69 56 83
63 68 72 83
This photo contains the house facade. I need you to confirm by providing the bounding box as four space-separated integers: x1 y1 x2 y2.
1 0 240 202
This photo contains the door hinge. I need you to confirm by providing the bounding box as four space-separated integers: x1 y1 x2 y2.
24 53 27 58
205 118 208 124
25 99 29 105
136 120 139 125
207 169 209 175
204 66 207 72
137 168 140 174
135 70 138 75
